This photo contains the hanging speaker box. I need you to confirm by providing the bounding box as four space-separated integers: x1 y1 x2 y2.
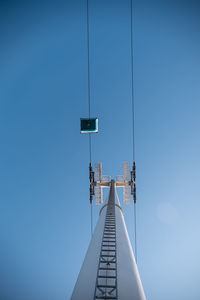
80 118 98 133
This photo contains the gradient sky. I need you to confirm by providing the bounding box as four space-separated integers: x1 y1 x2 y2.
0 0 200 299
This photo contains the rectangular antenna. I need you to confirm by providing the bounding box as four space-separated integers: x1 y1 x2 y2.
101 175 111 182
123 161 131 181
94 163 102 182
116 175 124 182
124 185 131 205
95 186 103 205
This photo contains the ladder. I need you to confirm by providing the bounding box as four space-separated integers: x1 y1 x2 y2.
94 186 117 300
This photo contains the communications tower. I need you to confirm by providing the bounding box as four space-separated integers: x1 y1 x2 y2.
71 162 146 300
72 0 146 297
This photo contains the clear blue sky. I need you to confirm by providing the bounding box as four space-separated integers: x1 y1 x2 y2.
0 0 200 299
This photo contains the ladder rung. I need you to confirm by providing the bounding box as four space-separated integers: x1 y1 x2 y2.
100 260 116 264
103 240 116 242
103 241 116 243
97 284 116 288
98 275 116 279
105 222 115 224
95 297 116 299
99 267 116 270
102 249 115 251
103 234 116 236
104 234 115 236
101 245 116 252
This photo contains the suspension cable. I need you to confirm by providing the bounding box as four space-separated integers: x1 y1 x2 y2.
90 202 93 237
130 0 137 262
86 0 93 236
134 198 137 261
86 0 92 163
86 0 91 118
130 0 135 162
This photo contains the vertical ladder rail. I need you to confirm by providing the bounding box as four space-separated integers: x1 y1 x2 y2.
94 184 117 300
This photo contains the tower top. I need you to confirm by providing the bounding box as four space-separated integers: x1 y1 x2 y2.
90 162 136 206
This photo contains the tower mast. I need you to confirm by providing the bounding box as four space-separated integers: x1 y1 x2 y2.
71 179 146 300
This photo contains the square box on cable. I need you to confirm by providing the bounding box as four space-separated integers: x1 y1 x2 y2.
80 118 98 133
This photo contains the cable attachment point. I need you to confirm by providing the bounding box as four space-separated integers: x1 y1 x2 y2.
130 162 136 203
133 161 136 182
89 163 94 204
133 183 136 204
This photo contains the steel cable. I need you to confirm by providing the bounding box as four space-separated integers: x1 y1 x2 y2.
130 0 137 262
86 0 93 236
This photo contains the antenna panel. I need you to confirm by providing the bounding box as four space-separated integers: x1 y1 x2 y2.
123 162 131 181
101 175 111 182
95 186 103 205
124 185 131 205
116 175 124 182
94 163 102 182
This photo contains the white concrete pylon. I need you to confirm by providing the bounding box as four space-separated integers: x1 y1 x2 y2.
71 180 146 300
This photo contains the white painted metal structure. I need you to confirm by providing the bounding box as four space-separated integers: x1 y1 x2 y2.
71 180 146 300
